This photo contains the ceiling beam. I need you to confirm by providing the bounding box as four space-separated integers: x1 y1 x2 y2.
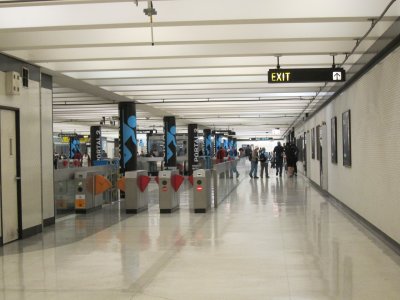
0 17 396 33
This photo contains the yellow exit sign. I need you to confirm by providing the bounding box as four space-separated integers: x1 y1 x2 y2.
268 68 345 83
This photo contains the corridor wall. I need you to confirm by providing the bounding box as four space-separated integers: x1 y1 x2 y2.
296 47 400 244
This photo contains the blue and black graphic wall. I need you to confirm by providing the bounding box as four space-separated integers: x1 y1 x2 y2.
223 137 228 150
119 102 137 173
69 137 80 159
164 116 177 168
214 134 221 154
203 129 212 157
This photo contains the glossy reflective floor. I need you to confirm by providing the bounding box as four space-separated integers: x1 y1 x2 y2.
1 170 400 300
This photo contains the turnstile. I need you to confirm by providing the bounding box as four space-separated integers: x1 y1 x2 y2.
125 170 151 214
158 170 184 213
193 169 212 213
74 171 103 213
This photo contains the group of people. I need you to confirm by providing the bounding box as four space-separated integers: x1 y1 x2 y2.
248 141 298 178
53 151 91 169
215 146 240 178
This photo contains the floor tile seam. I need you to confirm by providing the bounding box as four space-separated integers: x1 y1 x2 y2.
301 174 400 260
132 292 174 300
124 209 215 296
276 205 293 299
0 287 135 293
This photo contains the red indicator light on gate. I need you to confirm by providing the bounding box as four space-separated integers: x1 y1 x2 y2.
196 186 203 191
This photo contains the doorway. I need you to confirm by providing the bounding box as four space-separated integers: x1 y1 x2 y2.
0 109 20 245
320 124 329 191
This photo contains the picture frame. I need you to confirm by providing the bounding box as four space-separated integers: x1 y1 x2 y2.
342 110 351 167
311 127 315 159
331 116 337 163
316 125 321 161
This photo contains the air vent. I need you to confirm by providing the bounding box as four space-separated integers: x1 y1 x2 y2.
5 71 21 95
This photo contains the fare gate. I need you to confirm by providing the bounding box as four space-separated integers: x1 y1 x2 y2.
125 170 151 214
193 169 212 213
75 171 110 213
157 170 184 213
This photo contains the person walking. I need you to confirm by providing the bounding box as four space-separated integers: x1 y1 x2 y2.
259 148 269 178
273 142 284 177
82 151 91 167
228 147 240 178
249 147 259 178
285 143 296 177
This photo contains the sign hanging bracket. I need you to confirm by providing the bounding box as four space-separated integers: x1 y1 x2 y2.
331 53 337 68
275 55 281 69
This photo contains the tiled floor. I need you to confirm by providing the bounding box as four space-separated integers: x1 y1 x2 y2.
1 167 400 300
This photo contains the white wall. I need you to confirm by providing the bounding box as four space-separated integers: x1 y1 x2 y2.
0 70 53 235
296 47 400 244
41 86 54 222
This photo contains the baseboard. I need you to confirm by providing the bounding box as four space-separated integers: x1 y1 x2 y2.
160 207 179 214
75 205 102 214
194 208 206 213
43 217 55 227
21 224 42 239
126 206 148 214
306 176 400 256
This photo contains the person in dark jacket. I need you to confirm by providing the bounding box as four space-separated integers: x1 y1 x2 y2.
273 142 284 177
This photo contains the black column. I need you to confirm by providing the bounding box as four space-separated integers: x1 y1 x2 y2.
164 116 177 168
188 124 199 175
90 126 102 163
119 102 137 173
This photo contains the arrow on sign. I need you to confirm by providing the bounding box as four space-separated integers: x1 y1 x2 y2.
333 72 342 81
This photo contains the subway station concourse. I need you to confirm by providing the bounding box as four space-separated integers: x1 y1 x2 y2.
0 1 400 299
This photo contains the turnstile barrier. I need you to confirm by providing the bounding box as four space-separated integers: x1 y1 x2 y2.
125 170 151 214
158 170 184 213
193 169 212 213
74 171 105 213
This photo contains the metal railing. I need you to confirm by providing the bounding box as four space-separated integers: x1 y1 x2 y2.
212 157 249 207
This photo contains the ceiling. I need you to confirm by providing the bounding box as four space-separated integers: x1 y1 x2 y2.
0 0 399 139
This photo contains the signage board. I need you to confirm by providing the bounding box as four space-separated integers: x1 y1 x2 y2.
268 68 346 83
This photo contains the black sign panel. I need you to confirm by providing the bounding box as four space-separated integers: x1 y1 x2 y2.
188 124 199 175
90 126 102 163
268 68 346 83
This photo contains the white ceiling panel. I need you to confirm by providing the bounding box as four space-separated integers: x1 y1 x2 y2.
0 0 397 138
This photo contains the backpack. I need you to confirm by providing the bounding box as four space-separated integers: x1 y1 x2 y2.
259 152 266 162
248 152 252 161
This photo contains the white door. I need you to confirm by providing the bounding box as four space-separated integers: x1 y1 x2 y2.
321 124 329 191
1 110 19 244
306 132 311 177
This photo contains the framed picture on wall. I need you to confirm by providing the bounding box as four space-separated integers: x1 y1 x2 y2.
342 110 351 166
311 127 315 159
331 116 337 163
316 125 321 161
